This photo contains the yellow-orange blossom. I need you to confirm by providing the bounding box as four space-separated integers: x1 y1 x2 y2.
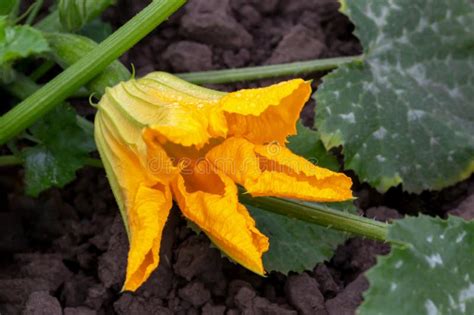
94 72 353 291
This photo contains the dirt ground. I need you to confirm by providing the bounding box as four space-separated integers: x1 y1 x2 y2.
1 0 473 314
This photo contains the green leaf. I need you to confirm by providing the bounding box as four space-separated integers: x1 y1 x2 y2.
248 201 354 273
58 0 114 32
0 17 50 66
79 18 113 42
22 105 95 196
0 0 19 19
287 121 339 171
359 215 474 315
315 0 474 192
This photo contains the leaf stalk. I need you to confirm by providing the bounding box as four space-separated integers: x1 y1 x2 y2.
179 55 363 84
239 192 389 242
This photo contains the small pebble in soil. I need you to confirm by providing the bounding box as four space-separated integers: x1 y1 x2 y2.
285 273 327 315
325 274 369 315
178 281 211 307
180 0 253 49
314 264 341 298
266 24 326 64
23 291 62 315
163 41 214 72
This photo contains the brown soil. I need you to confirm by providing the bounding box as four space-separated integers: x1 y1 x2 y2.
1 0 473 314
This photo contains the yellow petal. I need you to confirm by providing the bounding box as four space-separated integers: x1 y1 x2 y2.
207 137 353 202
220 79 311 144
124 183 172 292
94 72 330 293
142 128 180 185
94 113 174 292
101 72 227 148
171 159 269 275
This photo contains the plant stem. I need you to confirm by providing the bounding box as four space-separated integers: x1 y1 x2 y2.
178 55 363 84
240 193 389 242
4 71 91 115
0 0 186 145
4 70 93 134
0 155 21 166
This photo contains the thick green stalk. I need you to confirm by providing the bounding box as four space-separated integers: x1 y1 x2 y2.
43 32 131 95
0 0 186 145
240 193 389 242
4 72 90 104
28 0 115 82
179 55 363 84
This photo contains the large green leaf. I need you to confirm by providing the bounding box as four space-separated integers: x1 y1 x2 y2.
315 0 474 192
22 106 95 196
359 215 474 314
248 201 354 273
0 17 49 66
287 121 339 171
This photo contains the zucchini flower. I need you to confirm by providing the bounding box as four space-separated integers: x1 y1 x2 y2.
94 72 353 291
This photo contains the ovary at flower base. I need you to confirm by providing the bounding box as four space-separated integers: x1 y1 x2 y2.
94 72 353 292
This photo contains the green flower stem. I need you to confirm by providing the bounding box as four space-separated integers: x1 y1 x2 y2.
0 0 186 145
239 193 390 243
178 55 363 84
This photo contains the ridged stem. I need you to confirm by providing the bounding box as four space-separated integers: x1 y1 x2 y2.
239 193 389 242
178 55 363 84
